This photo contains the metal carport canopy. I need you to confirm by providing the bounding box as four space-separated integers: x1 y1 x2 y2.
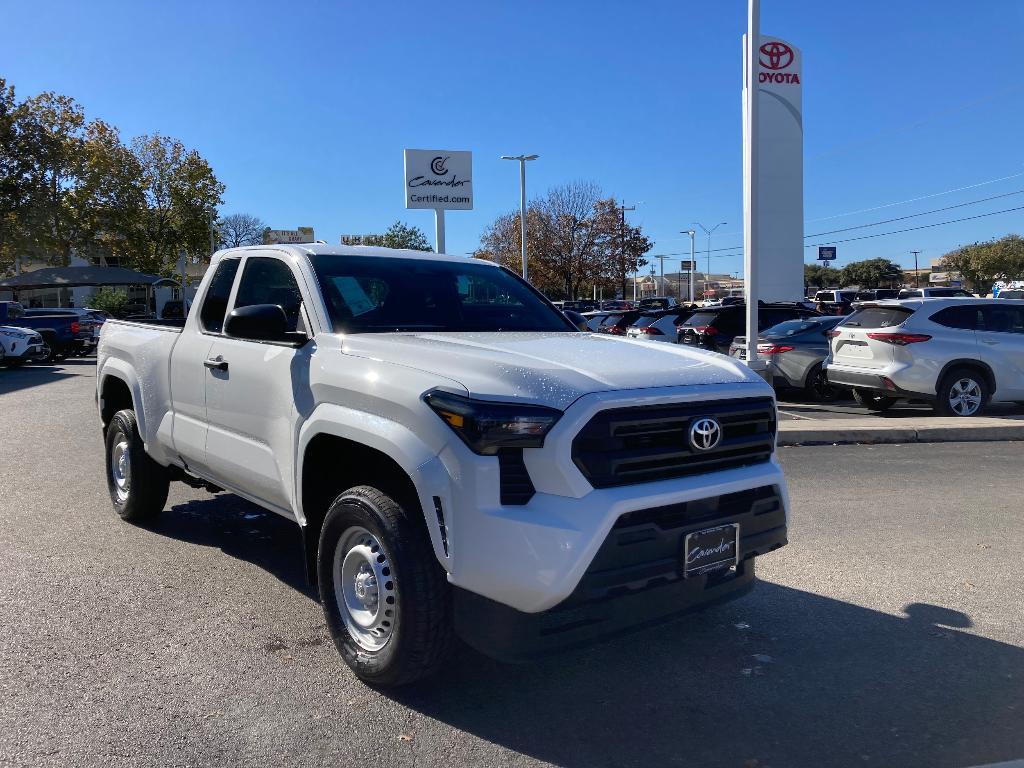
0 266 161 288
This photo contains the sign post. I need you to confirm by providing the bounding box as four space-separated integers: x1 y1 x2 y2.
404 149 473 254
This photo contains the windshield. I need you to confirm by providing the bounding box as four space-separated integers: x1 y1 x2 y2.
310 255 574 333
681 311 722 327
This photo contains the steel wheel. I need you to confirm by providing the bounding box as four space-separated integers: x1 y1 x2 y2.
947 377 983 416
333 526 396 652
110 438 132 502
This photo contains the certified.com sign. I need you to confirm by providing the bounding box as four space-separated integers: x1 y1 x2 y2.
403 149 473 210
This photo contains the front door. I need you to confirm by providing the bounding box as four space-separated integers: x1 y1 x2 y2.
203 255 311 514
978 304 1024 400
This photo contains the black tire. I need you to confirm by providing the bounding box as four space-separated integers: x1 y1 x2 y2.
852 388 896 411
104 409 169 523
804 362 838 402
318 485 453 687
934 367 989 417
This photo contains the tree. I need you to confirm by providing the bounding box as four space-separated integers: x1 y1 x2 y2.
87 287 128 316
837 258 903 288
804 263 835 289
373 221 432 251
940 234 1024 293
0 78 34 274
124 133 224 275
218 213 266 248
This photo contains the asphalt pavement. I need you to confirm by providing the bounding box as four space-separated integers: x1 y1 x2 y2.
2 360 1023 768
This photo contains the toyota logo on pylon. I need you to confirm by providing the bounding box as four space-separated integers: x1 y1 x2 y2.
759 41 794 70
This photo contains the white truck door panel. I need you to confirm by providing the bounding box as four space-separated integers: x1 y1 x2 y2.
201 255 310 515
204 337 306 512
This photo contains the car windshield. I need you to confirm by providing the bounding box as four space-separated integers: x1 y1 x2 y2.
844 306 914 328
632 314 662 327
681 311 722 327
310 255 573 333
763 319 829 337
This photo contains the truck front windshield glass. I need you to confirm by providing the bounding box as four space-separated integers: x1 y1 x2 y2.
311 255 574 333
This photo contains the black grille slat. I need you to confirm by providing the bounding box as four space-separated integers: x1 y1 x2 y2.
572 397 776 488
498 448 535 505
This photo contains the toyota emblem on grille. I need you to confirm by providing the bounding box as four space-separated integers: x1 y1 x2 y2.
689 417 722 451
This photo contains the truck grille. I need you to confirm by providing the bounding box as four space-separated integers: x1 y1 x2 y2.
571 397 776 488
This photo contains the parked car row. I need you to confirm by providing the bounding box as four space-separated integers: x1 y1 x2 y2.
0 301 106 365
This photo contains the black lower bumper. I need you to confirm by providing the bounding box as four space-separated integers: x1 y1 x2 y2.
825 369 930 399
454 485 788 662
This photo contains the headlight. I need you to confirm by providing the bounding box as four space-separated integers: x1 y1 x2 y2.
424 391 562 455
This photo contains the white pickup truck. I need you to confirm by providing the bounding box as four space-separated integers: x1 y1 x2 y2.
96 244 789 686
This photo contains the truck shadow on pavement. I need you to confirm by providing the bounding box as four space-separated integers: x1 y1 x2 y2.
392 586 1024 768
149 494 1024 768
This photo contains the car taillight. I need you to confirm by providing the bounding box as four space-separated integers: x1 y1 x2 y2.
693 325 718 336
757 343 794 354
639 327 664 336
866 332 931 345
609 326 625 335
70 321 80 334
824 330 842 338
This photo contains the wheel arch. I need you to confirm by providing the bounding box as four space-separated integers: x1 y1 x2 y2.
935 359 996 396
296 406 451 589
98 362 144 435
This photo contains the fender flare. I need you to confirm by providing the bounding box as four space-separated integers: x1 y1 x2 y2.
294 403 452 563
97 360 146 437
935 358 997 396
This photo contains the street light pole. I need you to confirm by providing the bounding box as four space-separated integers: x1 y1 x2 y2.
681 229 696 303
694 221 727 301
500 154 539 280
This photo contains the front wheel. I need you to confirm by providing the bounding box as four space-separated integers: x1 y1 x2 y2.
852 388 896 412
934 368 989 417
104 409 170 523
318 485 453 687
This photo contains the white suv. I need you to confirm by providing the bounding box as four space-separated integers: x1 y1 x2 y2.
825 298 1024 416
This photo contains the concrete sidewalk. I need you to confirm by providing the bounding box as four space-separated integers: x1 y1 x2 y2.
778 414 1024 446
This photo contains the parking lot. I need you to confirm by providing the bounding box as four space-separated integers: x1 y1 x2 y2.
2 359 1023 768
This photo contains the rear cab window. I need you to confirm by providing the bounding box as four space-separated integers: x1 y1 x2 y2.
843 306 914 329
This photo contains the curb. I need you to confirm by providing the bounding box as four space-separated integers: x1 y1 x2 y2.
777 420 1024 446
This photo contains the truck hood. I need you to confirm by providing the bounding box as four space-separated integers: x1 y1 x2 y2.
340 331 767 409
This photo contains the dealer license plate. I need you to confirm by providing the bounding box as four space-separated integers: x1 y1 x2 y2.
682 524 740 577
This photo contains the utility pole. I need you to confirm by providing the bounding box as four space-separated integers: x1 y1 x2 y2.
911 250 921 288
619 202 636 300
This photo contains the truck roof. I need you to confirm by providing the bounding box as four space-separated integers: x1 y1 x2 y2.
214 243 495 267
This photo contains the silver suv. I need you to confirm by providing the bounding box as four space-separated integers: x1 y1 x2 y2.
825 298 1024 416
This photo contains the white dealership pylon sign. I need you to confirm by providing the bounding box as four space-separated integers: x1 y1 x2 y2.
742 32 803 303
404 149 473 254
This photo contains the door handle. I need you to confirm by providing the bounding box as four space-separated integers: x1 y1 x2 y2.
203 356 228 371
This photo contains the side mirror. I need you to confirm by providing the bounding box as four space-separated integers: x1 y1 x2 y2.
563 309 589 332
224 304 291 342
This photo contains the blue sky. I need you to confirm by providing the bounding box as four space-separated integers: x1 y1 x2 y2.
4 0 1024 277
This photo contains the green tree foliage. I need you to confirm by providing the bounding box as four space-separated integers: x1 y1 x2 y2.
837 258 903 288
940 235 1024 294
0 79 224 278
803 262 836 288
345 221 432 251
87 287 129 316
477 182 651 299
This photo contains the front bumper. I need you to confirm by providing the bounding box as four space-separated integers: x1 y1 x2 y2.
420 383 789 615
454 485 786 660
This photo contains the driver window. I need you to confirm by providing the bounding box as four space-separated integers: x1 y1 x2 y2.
233 257 304 333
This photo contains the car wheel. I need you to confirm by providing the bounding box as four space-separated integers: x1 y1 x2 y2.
851 388 896 411
804 363 837 402
934 368 989 417
318 485 453 687
104 409 170 523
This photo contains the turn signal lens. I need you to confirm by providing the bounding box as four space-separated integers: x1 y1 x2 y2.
424 391 562 455
866 332 931 345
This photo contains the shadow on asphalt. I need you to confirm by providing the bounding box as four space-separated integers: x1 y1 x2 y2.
150 492 1024 767
0 363 79 395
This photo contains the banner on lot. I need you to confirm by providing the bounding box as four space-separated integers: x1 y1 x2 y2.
403 149 473 210
743 35 803 301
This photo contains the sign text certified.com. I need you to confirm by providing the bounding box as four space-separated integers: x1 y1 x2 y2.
403 149 473 210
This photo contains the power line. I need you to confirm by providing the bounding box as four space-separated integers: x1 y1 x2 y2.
805 188 1024 238
804 203 1024 247
805 169 1024 223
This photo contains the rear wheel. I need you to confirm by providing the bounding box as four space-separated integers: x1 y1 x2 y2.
852 388 896 412
104 409 170 523
804 363 837 402
934 368 989 417
318 485 453 687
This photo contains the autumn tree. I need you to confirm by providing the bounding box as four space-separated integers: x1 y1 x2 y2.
218 213 266 248
940 235 1024 293
0 78 32 273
